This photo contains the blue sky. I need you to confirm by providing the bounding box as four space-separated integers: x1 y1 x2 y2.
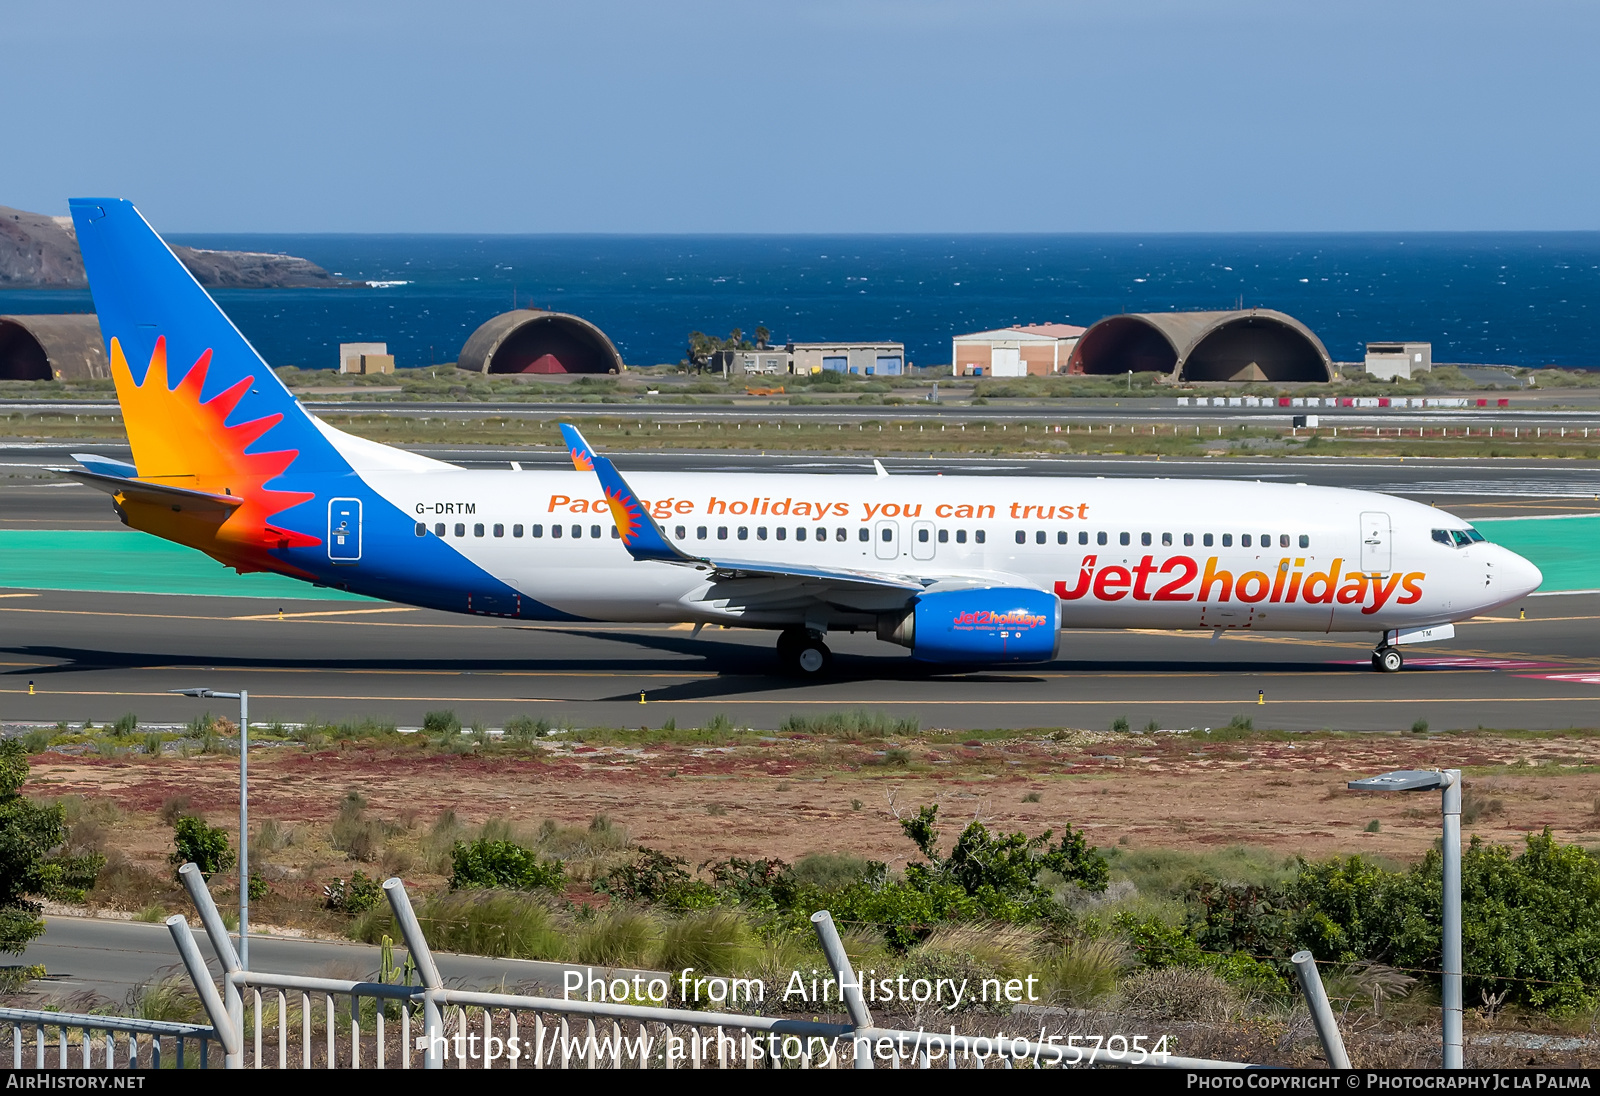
5 1 1597 233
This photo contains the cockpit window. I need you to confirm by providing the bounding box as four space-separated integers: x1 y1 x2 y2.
1432 529 1452 546
1451 530 1473 547
1434 527 1486 548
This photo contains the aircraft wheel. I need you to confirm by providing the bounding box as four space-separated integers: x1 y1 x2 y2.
1374 647 1404 673
776 628 807 661
794 640 832 676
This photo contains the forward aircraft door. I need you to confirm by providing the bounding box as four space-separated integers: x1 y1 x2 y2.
911 520 936 561
328 498 362 562
1360 511 1391 573
875 520 900 560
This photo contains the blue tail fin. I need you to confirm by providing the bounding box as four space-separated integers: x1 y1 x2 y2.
559 423 687 562
69 198 346 476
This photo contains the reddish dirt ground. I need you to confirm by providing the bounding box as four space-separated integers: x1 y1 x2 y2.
27 730 1600 888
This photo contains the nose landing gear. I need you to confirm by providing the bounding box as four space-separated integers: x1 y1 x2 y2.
777 627 832 676
1372 645 1404 673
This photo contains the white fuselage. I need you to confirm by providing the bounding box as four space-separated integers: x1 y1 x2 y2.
358 467 1541 635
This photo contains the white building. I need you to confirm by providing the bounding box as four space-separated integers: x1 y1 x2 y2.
338 341 392 374
1364 342 1432 381
720 341 906 377
951 323 1085 377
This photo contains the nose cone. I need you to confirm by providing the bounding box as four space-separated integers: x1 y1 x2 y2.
1500 546 1544 599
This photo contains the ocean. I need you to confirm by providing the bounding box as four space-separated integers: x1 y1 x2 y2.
4 233 1598 371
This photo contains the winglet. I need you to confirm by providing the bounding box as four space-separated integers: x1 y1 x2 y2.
559 423 689 563
558 424 596 471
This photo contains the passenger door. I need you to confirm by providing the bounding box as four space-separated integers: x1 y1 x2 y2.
328 498 362 562
1359 511 1391 573
875 520 900 560
911 520 936 561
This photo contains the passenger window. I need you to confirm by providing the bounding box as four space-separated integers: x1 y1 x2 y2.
718 527 728 540
1279 534 1290 548
571 525 582 538
591 525 601 539
1183 533 1193 547
1015 530 1026 545
610 527 619 539
838 528 848 542
796 527 807 541
697 526 708 540
1162 533 1172 547
881 528 892 542
1097 531 1108 546
1078 531 1088 545
1260 533 1270 545
975 530 986 544
513 524 524 538
1119 532 1131 546
776 527 786 541
756 527 766 541
1036 530 1046 544
737 526 748 540
956 530 967 544
938 529 949 543
434 523 446 537
1298 534 1310 549
1058 531 1068 545
474 523 485 537
531 524 543 538
454 523 466 537
859 528 869 542
552 525 562 539
414 522 426 537
493 523 504 538
675 525 686 539
1140 533 1151 547
918 528 929 543
1221 534 1232 547
1203 533 1213 547
1241 534 1251 547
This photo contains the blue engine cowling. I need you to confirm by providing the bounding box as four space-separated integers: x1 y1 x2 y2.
878 587 1061 664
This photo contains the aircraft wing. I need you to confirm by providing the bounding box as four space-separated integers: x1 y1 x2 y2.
55 466 243 521
559 423 930 595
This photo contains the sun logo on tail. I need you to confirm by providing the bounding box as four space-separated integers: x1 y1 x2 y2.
569 447 595 471
604 485 645 545
112 336 319 572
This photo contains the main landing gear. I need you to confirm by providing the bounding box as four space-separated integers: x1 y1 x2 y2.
777 628 832 676
1372 645 1404 673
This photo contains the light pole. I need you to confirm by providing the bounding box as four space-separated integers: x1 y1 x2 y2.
1347 767 1462 1069
173 687 250 970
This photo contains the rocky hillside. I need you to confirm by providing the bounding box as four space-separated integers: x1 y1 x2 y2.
0 204 348 289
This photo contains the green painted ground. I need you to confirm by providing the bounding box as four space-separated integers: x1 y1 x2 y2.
1476 515 1600 594
0 531 369 600
0 519 1591 599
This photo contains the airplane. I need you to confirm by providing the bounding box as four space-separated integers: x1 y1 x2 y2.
59 198 1543 677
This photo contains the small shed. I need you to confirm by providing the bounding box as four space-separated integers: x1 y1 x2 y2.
1364 342 1432 381
951 323 1085 377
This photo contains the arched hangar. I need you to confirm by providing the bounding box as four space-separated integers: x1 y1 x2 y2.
0 314 107 381
458 310 624 375
1067 309 1332 383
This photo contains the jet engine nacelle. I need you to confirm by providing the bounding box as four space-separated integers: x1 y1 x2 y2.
878 587 1061 664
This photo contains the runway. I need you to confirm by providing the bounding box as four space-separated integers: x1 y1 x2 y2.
2 587 1597 733
3 450 1598 734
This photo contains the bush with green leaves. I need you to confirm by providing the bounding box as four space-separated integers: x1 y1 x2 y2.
169 816 236 878
0 741 92 954
449 839 565 892
601 848 716 908
1181 828 1600 1013
324 870 382 914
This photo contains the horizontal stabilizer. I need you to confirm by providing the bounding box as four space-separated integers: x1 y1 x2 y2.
56 467 243 520
71 453 138 479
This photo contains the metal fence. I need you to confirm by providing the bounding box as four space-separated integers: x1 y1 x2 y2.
2 1007 217 1069
6 865 1316 1070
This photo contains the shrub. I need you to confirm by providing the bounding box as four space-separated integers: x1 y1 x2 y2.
158 796 193 827
1110 717 1129 733
110 712 138 738
324 871 383 914
601 848 715 908
169 816 236 879
575 907 658 967
792 852 884 890
422 710 460 739
505 716 550 744
1037 937 1131 1007
656 909 756 976
450 839 566 892
0 741 70 952
331 792 386 862
418 890 564 960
